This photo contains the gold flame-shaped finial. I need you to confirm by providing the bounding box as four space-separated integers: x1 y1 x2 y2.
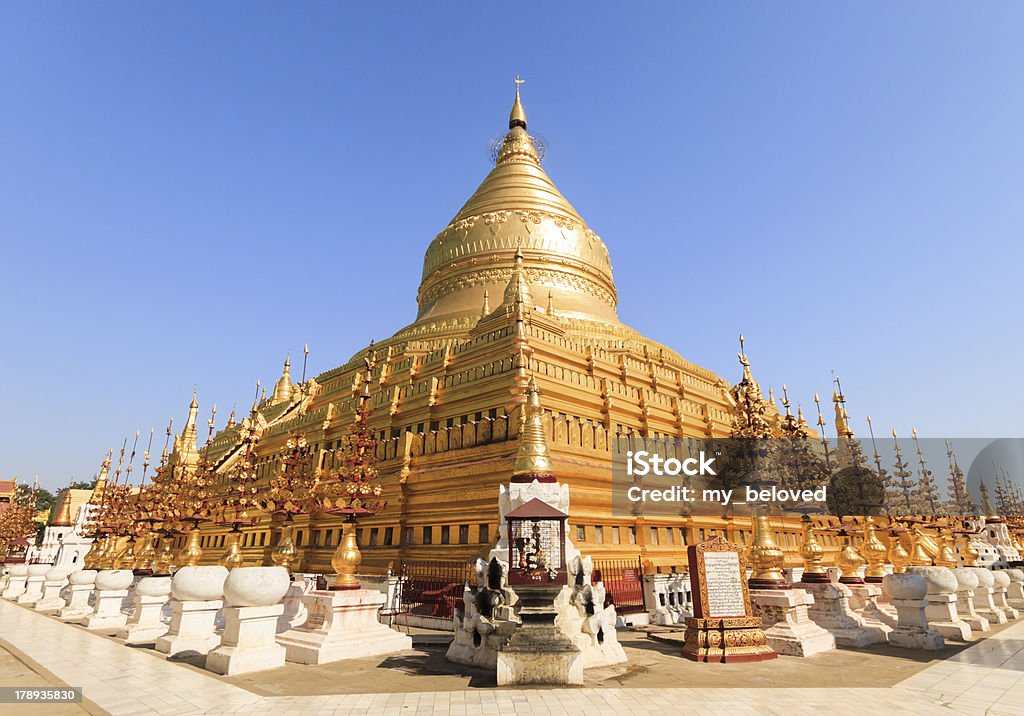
512 375 554 482
510 74 527 129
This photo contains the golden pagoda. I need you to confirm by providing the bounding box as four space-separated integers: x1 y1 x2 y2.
162 80 821 573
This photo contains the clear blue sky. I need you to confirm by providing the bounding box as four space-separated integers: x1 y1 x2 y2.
2 3 1021 491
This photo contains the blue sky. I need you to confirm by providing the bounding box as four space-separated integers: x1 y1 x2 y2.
1 3 1021 491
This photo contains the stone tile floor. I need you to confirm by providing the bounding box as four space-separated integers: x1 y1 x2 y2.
2 598 1023 715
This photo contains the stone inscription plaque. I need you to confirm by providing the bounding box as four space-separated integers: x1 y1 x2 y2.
687 535 752 619
702 551 745 617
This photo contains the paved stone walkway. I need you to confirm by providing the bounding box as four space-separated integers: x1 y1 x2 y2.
2 598 1024 715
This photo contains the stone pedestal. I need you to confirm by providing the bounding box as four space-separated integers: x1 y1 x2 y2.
749 588 835 657
644 572 690 625
2 565 28 599
1006 569 1024 610
16 565 50 605
207 604 286 675
847 583 896 633
117 576 172 644
276 578 309 633
58 570 97 620
34 569 69 613
992 571 1020 619
884 573 944 651
155 565 229 657
971 567 1008 625
799 581 886 647
204 566 290 676
278 588 412 665
908 566 973 641
952 568 990 633
81 569 133 630
156 599 223 656
496 585 584 685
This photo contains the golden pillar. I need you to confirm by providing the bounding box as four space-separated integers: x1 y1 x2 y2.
271 522 297 572
219 530 244 570
859 517 888 582
179 527 203 568
330 521 362 590
799 514 829 583
908 527 933 567
748 505 786 588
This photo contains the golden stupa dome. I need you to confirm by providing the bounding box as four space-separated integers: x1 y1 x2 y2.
413 81 618 336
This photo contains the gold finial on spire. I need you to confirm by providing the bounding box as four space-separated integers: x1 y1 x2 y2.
481 289 490 317
52 488 74 527
273 354 294 404
510 74 527 129
512 374 554 482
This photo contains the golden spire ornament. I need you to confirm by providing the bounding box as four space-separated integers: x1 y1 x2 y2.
859 516 889 582
513 375 554 482
748 504 786 588
799 514 829 582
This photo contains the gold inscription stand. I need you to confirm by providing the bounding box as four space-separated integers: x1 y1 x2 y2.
682 536 777 663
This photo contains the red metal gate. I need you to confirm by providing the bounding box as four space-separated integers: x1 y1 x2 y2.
593 557 645 614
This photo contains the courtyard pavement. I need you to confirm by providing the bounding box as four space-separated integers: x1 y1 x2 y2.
2 598 1023 715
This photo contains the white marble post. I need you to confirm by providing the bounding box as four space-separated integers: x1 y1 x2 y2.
34 568 70 613
2 564 28 599
1006 568 1024 611
907 566 972 640
798 581 887 647
16 564 50 605
206 567 290 676
58 570 97 620
156 566 228 657
81 569 134 629
750 588 836 657
847 582 896 634
276 576 311 633
117 576 173 644
952 567 990 633
971 567 1008 625
883 572 944 650
991 571 1020 620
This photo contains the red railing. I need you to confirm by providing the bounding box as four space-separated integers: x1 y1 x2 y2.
398 559 471 621
593 557 646 614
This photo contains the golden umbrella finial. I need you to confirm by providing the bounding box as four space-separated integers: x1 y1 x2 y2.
510 74 527 129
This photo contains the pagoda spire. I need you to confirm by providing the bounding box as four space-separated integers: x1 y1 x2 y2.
729 334 772 439
512 375 554 483
91 450 112 505
272 354 293 404
509 74 527 129
979 478 996 519
51 488 74 527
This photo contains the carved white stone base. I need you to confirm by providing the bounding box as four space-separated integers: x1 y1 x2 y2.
497 646 584 686
2 574 27 600
155 599 223 657
277 589 412 665
847 583 896 634
16 577 45 605
923 593 973 640
955 590 991 633
58 585 94 620
974 587 1008 625
750 588 836 657
206 604 286 676
117 594 171 644
34 579 69 613
81 589 129 630
276 580 309 633
798 582 887 647
888 597 944 650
